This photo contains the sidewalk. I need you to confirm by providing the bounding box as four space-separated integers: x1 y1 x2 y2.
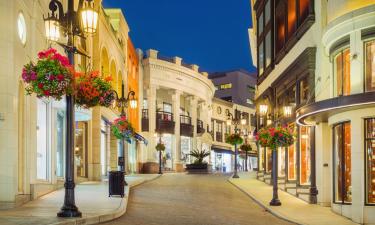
228 172 357 225
0 174 160 225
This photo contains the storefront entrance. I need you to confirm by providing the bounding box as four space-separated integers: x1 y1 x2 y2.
211 149 233 173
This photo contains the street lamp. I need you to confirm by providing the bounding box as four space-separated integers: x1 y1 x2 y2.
112 81 138 184
226 109 246 179
43 0 98 218
242 130 249 172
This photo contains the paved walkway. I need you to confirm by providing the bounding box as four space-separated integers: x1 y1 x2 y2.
228 172 358 225
0 174 159 225
103 173 293 225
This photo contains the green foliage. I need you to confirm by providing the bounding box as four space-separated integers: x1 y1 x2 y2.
240 144 252 152
155 143 166 151
225 133 243 146
189 149 210 164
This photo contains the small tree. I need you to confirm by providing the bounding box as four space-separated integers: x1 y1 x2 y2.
189 149 210 165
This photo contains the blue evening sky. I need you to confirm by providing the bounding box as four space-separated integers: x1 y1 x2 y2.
102 0 255 73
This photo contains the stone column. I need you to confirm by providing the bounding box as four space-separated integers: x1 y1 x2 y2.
89 107 102 181
190 97 198 149
172 90 182 171
315 122 331 206
143 86 158 173
350 30 363 95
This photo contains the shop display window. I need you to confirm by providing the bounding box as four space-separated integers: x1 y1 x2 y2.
288 123 297 180
333 122 352 204
365 40 375 92
334 48 350 96
37 99 50 181
365 118 375 204
300 126 311 185
266 147 272 173
278 147 286 177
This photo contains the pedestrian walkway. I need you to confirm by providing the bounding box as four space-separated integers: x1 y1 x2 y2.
0 174 160 225
228 172 358 225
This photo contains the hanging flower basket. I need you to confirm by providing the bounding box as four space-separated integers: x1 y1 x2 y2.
75 70 115 108
111 116 134 143
155 143 166 151
225 133 243 145
240 143 252 152
256 126 295 149
21 48 73 100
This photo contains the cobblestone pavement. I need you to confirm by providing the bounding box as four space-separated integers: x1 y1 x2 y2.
103 173 294 225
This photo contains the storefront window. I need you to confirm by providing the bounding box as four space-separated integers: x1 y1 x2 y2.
75 122 88 178
334 48 350 96
181 136 192 163
100 119 109 176
56 112 64 178
333 122 352 204
265 32 272 67
288 123 297 180
37 99 49 180
365 118 375 204
365 40 375 92
299 77 310 105
278 147 286 177
300 126 311 185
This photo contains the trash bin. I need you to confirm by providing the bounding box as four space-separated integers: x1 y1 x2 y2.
108 171 124 197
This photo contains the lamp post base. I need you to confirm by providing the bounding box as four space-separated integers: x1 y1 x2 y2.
269 198 282 206
232 173 239 178
57 207 82 218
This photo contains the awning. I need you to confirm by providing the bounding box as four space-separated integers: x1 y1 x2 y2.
134 132 148 145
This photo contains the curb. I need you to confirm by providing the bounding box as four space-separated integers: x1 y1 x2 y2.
227 178 301 225
50 174 162 225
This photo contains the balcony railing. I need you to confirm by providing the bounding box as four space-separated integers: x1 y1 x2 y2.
197 119 205 134
180 115 193 137
216 132 223 142
141 109 149 132
156 111 175 134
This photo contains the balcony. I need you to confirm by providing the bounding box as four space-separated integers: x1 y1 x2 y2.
141 109 149 132
197 119 205 134
215 132 223 142
156 111 175 134
180 115 193 137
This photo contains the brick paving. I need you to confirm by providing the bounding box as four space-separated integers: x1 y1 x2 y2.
103 173 294 225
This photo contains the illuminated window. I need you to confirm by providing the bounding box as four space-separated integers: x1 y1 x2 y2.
275 2 286 53
365 118 375 204
299 0 310 23
219 83 232 90
17 12 27 45
365 40 375 92
334 48 350 96
333 122 351 204
287 0 297 38
288 123 297 180
300 126 311 185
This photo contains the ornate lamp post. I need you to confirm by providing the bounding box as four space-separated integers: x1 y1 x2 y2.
43 0 98 218
226 109 247 179
112 81 138 184
242 130 249 172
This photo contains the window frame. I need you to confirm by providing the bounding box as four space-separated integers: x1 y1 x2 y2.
364 39 375 93
332 121 352 205
332 47 351 97
365 118 375 205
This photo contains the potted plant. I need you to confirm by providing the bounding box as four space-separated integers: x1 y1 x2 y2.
256 126 294 206
186 149 210 173
111 116 134 143
21 48 73 99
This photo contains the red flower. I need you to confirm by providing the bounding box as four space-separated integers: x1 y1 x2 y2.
38 83 44 89
44 90 50 96
57 74 65 81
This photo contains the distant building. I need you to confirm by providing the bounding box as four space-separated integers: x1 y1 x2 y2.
209 70 256 108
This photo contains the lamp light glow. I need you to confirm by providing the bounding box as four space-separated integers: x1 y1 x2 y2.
259 104 268 116
81 1 98 34
44 17 60 41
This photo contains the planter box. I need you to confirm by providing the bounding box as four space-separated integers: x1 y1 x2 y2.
186 163 209 174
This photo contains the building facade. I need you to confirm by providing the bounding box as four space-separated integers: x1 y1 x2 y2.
138 49 216 173
210 98 257 173
209 70 257 108
250 0 375 223
0 0 140 208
